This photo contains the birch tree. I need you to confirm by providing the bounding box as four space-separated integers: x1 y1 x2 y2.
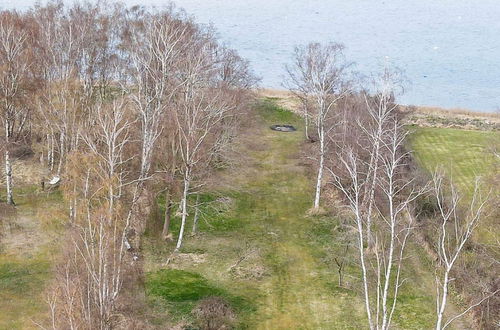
0 14 31 205
32 2 114 175
173 79 233 252
286 42 351 209
172 26 248 250
156 40 254 242
330 120 424 329
50 97 136 329
432 173 498 330
360 68 403 247
124 11 194 248
328 69 424 329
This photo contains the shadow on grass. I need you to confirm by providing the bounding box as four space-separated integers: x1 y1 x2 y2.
145 268 254 325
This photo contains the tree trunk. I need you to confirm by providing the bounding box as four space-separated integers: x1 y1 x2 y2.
49 132 54 171
436 269 450 330
57 130 65 175
5 149 14 205
381 199 396 330
313 126 324 209
175 171 190 251
338 264 343 287
191 194 200 235
356 210 374 330
162 192 172 240
304 104 310 141
363 126 382 249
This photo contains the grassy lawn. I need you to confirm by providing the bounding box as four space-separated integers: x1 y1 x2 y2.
409 127 499 193
0 256 50 329
1 105 479 329
0 186 64 329
144 100 443 329
409 126 499 245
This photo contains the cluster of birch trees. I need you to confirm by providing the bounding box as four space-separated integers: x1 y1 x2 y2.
287 42 498 329
0 1 255 328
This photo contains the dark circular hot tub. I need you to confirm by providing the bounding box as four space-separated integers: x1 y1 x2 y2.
270 124 297 132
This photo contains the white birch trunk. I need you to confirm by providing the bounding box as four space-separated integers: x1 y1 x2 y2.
191 194 200 235
435 269 450 330
57 131 65 175
304 104 310 141
313 125 324 209
357 211 374 330
175 170 191 251
5 149 14 205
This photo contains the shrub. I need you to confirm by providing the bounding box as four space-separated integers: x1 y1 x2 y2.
193 296 235 330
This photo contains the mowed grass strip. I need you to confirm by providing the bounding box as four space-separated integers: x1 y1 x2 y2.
409 126 499 245
409 127 499 192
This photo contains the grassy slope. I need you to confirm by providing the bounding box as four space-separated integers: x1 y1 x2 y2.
409 126 499 245
0 186 64 329
144 100 365 328
1 105 482 329
409 127 499 191
145 100 447 329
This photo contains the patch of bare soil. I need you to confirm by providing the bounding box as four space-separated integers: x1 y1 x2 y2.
229 262 267 280
0 207 50 257
166 253 207 269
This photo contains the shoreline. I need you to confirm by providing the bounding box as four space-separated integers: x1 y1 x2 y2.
257 88 500 129
256 88 500 119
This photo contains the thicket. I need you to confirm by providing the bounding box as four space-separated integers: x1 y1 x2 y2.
0 1 256 328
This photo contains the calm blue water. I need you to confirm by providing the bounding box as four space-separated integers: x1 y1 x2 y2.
3 0 500 111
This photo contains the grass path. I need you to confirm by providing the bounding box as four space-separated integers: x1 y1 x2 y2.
246 107 362 329
146 100 465 329
145 100 365 328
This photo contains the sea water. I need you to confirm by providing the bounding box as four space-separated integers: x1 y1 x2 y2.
3 0 500 112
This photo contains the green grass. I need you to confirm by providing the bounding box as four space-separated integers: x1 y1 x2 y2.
0 255 51 329
0 260 49 294
146 269 253 325
257 97 298 123
147 269 225 302
0 185 64 329
409 126 499 245
409 127 499 192
143 99 445 329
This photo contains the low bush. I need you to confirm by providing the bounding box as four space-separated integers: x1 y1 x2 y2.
193 296 235 330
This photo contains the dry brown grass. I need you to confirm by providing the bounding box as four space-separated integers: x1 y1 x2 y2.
258 88 500 130
0 158 50 186
406 105 500 121
258 88 301 112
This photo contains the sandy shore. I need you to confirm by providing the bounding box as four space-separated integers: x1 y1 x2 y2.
258 88 500 130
